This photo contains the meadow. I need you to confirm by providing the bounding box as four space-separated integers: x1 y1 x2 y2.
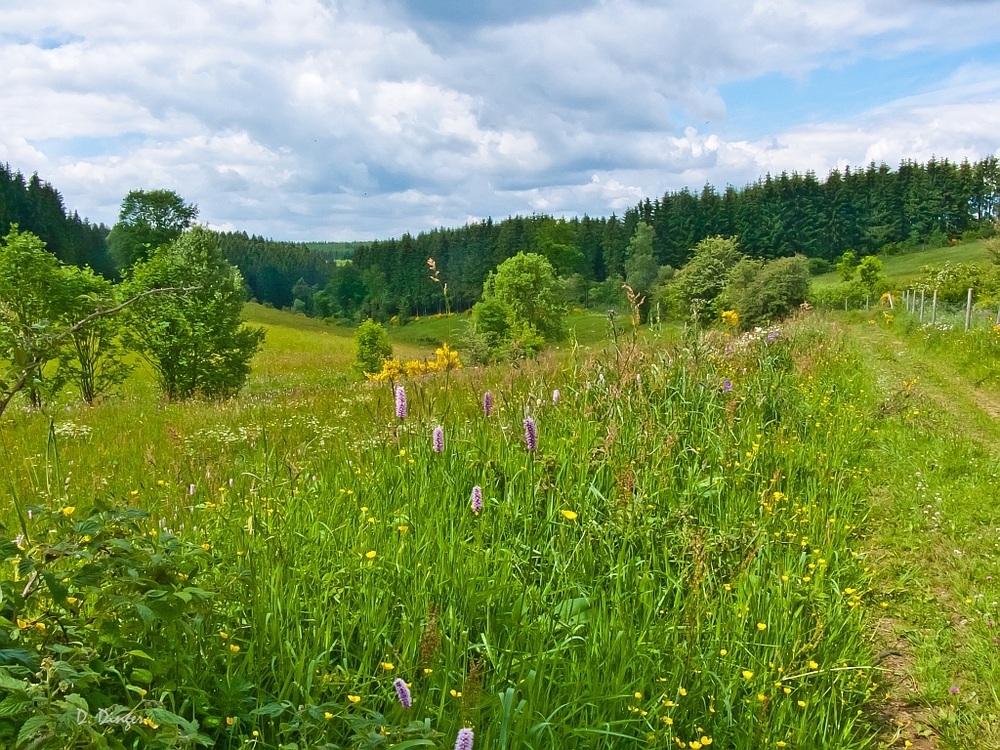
2 301 999 749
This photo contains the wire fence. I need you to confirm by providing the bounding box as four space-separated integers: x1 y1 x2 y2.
894 288 1000 332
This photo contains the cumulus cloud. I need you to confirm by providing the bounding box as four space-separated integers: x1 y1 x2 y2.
1 0 999 239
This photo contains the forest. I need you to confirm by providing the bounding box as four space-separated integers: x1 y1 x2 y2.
3 156 998 319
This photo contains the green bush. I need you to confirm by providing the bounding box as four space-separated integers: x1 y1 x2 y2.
721 255 810 328
353 318 392 376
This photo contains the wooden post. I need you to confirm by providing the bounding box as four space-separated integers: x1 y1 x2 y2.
919 289 925 322
844 297 848 312
866 295 870 311
996 304 1000 326
887 293 894 310
965 287 973 332
932 289 937 325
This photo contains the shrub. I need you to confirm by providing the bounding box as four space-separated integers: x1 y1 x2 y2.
353 319 392 377
720 255 810 328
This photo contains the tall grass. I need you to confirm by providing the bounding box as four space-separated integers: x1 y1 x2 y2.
0 313 884 749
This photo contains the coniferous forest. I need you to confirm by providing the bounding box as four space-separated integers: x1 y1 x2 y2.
3 156 998 319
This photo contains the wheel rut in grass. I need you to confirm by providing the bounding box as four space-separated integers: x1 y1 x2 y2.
849 322 1000 749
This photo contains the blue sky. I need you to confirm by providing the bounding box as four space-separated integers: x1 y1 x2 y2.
2 0 999 240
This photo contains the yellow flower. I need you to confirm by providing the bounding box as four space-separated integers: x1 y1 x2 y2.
366 550 377 560
741 670 754 680
719 649 728 656
797 700 806 707
398 525 409 533
678 687 687 696
450 689 462 698
560 509 578 521
348 695 361 704
141 717 159 729
757 623 767 631
721 309 740 327
808 660 819 670
701 738 713 746
201 543 211 551
380 661 394 671
324 711 334 720
423 668 433 675
225 717 234 726
634 692 643 699
66 596 78 605
662 716 673 725
219 631 228 640
61 506 75 516
229 644 240 653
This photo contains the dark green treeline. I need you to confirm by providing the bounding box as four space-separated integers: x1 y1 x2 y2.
4 156 999 317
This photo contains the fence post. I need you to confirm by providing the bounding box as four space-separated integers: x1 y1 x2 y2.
919 289 925 322
932 290 937 325
965 287 973 332
866 295 870 311
887 293 894 310
996 304 1000 326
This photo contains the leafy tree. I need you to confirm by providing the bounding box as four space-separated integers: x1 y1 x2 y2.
107 189 198 273
662 236 744 318
57 266 131 404
721 255 810 328
353 319 392 377
857 255 885 296
0 227 76 408
836 250 858 282
481 252 565 342
624 222 658 321
123 227 264 399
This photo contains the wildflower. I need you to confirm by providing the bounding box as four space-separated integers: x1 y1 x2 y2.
757 623 767 631
471 486 483 514
950 685 960 695
767 330 780 342
721 309 739 327
395 386 407 420
433 426 445 453
394 678 412 708
454 727 474 750
722 378 732 393
380 661 394 671
807 660 819 670
741 670 754 680
483 391 493 416
189 483 196 496
348 694 361 704
552 389 560 404
523 417 537 452
366 550 377 560
560 509 578 521
229 644 240 653
61 506 75 516
324 711 334 720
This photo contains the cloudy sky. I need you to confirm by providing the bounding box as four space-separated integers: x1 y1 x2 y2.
3 1 1000 241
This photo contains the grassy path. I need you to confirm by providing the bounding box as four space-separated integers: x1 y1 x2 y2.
848 319 1000 749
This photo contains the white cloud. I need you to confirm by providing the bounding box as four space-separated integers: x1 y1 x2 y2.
1 0 999 239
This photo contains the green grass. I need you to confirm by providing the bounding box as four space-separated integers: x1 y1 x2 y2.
6 302 1000 749
1 311 888 749
812 239 991 290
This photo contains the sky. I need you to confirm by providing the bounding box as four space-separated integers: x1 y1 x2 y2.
2 0 1000 242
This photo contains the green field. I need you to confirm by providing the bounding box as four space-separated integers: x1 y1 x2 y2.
2 303 1000 749
812 239 991 289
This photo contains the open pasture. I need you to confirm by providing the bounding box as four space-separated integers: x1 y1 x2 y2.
0 309 910 749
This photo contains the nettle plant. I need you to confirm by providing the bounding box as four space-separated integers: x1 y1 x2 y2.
0 503 227 749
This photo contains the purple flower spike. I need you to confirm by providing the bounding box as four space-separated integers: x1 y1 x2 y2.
395 386 407 420
483 391 493 416
471 485 483 514
722 378 732 393
394 677 412 708
523 417 537 452
454 728 474 750
433 426 445 453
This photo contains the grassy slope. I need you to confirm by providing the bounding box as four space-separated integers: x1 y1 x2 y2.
812 240 991 290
